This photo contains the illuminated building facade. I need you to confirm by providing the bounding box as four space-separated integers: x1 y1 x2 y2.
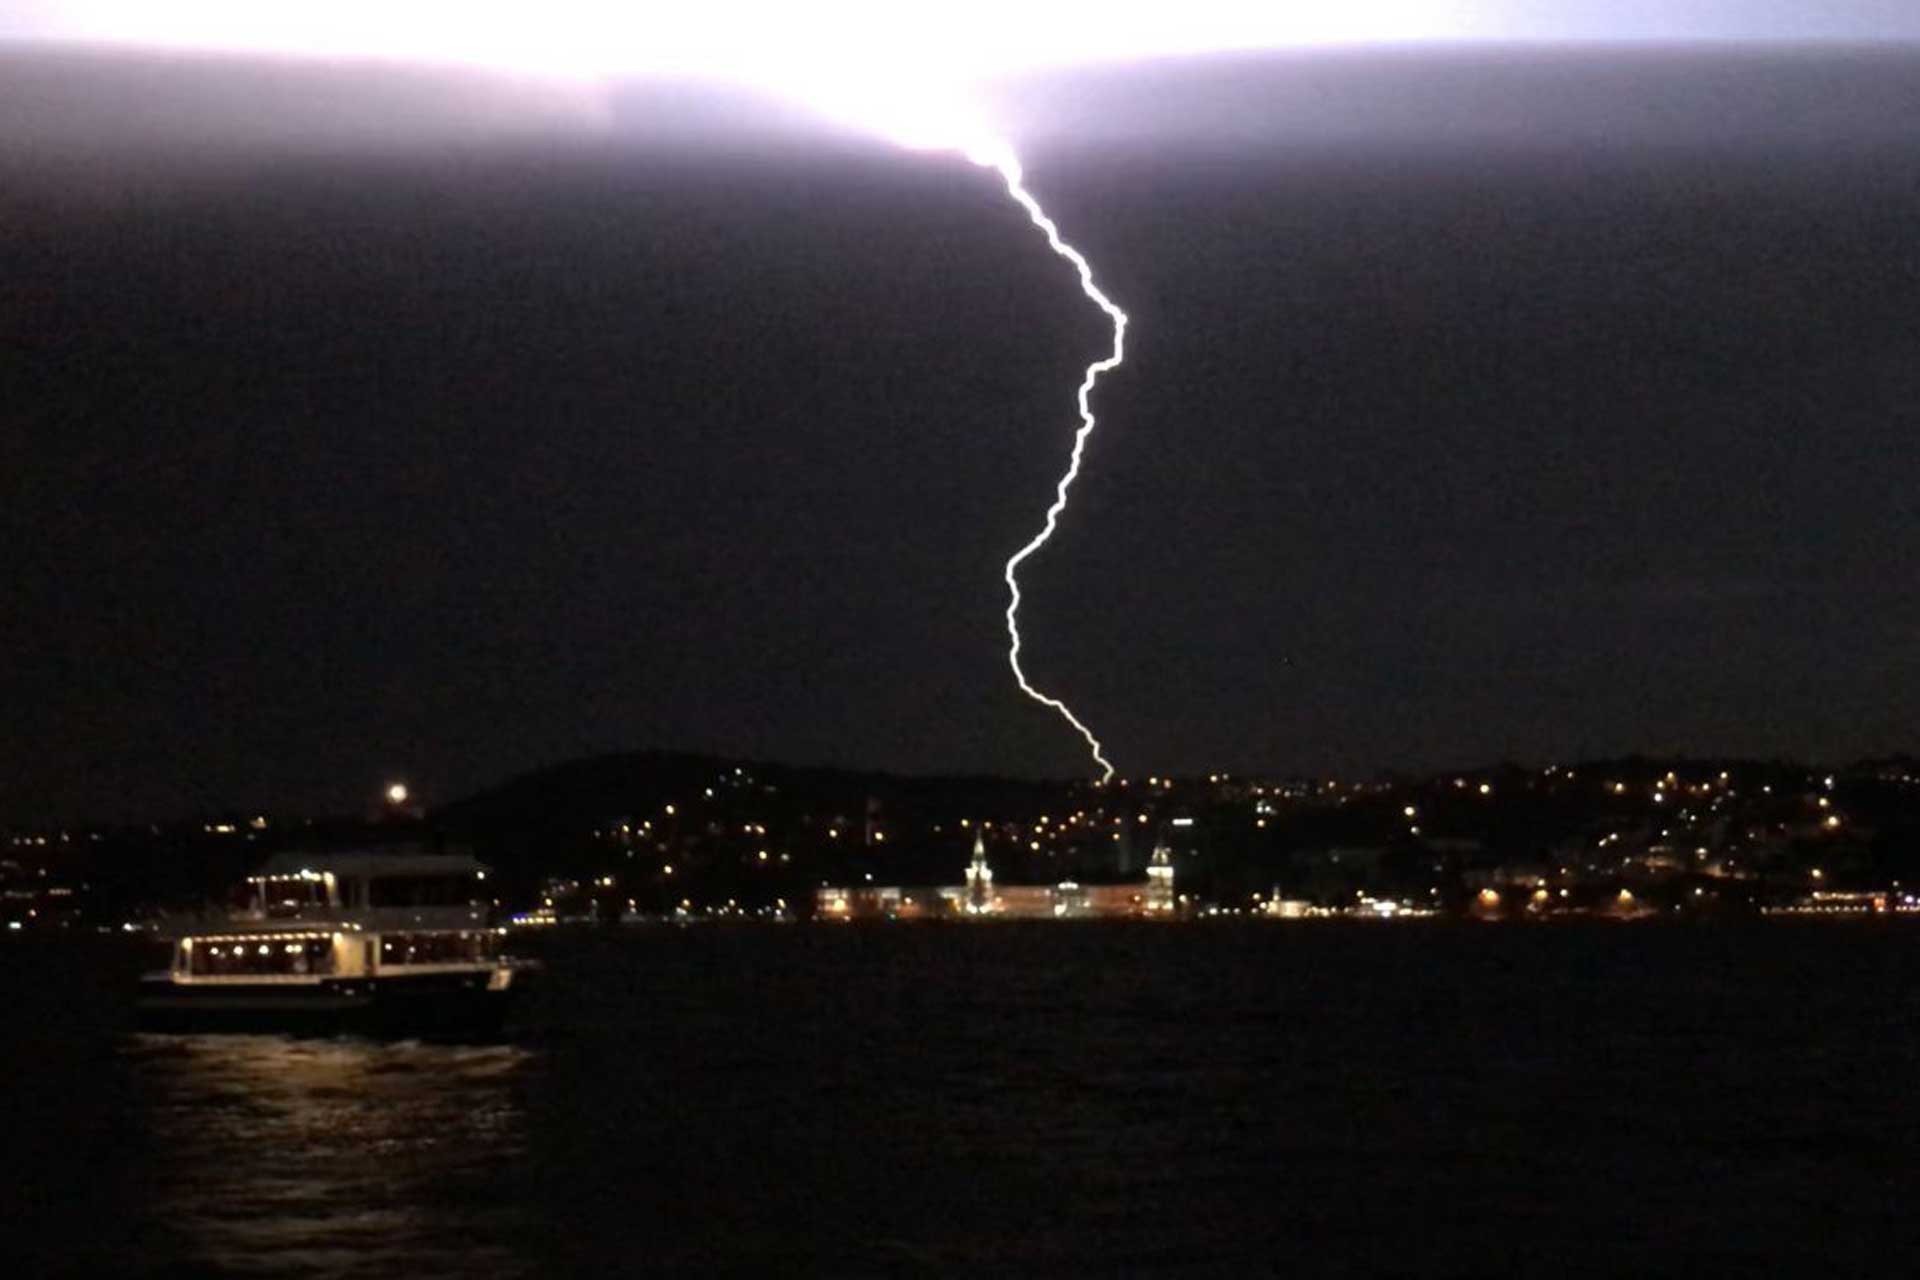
965 831 994 915
814 831 1175 921
1145 840 1175 914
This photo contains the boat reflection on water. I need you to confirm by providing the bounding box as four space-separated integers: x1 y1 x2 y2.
123 1032 541 1277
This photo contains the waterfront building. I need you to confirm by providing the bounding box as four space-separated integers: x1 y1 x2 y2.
1145 840 1175 914
814 829 1176 921
965 831 994 915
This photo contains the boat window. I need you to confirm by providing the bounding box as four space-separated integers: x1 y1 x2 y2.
258 876 330 919
367 875 482 908
378 931 500 965
188 936 336 977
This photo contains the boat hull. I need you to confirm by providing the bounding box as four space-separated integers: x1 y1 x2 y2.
134 970 527 1039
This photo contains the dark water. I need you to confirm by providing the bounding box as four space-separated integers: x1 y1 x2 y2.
7 923 1920 1276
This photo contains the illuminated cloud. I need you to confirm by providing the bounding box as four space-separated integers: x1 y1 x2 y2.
6 2 1914 778
9 3 1919 147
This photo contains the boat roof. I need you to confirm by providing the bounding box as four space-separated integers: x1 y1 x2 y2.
255 850 489 879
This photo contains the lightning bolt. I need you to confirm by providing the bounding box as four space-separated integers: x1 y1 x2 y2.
968 139 1125 782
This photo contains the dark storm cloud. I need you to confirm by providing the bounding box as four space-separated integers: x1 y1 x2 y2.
5 41 1920 821
0 45 607 156
995 44 1920 150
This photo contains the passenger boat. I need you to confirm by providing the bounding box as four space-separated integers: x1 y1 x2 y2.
136 850 534 1037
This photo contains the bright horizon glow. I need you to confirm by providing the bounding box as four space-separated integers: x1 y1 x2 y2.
18 5 1917 150
7 6 1494 83
8 5 1493 153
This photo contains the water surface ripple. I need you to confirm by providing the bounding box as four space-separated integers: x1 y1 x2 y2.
6 923 1920 1275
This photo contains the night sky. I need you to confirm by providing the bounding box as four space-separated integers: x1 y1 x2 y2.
5 41 1920 821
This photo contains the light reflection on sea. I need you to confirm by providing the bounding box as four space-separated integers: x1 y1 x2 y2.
119 1034 538 1278
10 925 1920 1275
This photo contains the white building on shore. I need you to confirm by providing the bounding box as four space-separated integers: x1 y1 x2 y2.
816 832 1179 921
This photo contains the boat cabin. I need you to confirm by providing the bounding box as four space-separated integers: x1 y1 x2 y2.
163 850 506 985
234 851 491 926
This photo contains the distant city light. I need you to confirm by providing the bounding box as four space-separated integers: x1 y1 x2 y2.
386 782 409 805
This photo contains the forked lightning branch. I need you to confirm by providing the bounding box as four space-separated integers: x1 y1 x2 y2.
968 139 1126 782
